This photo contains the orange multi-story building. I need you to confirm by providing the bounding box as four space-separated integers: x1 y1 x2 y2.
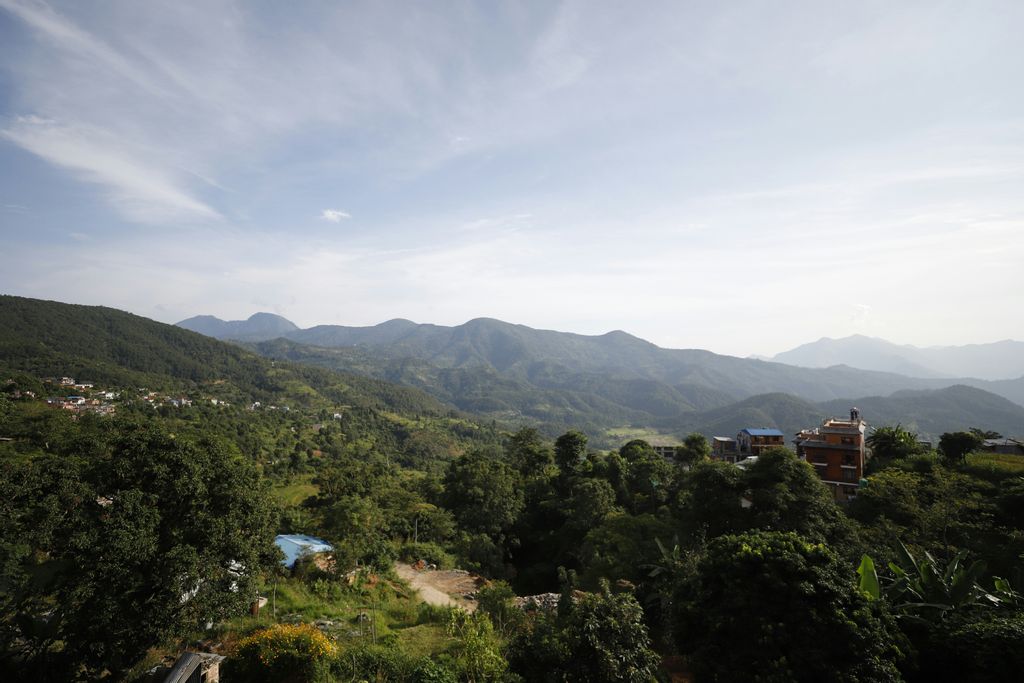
793 408 867 502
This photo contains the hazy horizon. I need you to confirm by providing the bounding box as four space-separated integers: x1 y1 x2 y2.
171 306 1022 358
2 1 1023 357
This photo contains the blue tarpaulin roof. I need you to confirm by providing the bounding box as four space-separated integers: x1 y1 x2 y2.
275 534 333 568
741 428 785 437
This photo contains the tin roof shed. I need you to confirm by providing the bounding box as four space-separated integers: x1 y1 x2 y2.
274 534 333 568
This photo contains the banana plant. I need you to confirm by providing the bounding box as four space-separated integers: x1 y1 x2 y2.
857 541 1016 622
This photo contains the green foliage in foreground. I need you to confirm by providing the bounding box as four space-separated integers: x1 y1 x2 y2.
0 421 279 681
677 531 906 683
223 607 503 683
907 611 1024 682
507 581 659 683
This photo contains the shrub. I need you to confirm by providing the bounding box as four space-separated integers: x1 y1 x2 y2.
908 610 1024 682
330 643 424 680
398 541 455 569
227 623 337 683
476 581 526 638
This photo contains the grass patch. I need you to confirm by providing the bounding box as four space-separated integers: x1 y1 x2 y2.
272 473 318 506
605 426 676 442
967 452 1024 473
393 623 451 658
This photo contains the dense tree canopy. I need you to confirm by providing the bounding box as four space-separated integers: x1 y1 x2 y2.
0 421 278 680
675 432 711 466
676 531 906 683
939 431 984 464
508 580 659 683
675 447 856 549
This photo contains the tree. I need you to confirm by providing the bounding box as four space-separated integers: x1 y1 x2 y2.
563 478 617 532
859 545 1024 682
675 432 711 467
909 610 1024 682
446 610 508 682
867 424 923 461
508 580 659 683
618 439 654 462
851 460 1005 569
623 447 674 514
554 430 588 475
579 512 677 588
1 423 278 679
476 580 525 638
676 448 854 549
506 427 553 478
743 447 856 547
442 450 524 539
676 531 905 682
675 460 747 539
969 427 1002 440
939 431 983 465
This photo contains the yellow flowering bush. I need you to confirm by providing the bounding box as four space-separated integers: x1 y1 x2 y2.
227 623 337 682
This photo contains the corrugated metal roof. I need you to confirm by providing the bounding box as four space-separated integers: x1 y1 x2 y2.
741 428 784 437
164 653 202 683
984 438 1023 447
163 652 223 683
275 534 334 568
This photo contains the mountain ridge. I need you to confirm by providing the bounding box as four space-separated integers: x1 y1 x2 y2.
1 297 1019 448
771 334 1024 380
178 313 1024 410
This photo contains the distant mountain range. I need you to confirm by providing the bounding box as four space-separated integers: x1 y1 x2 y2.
769 334 1024 381
9 295 1016 455
175 312 300 342
177 312 1024 442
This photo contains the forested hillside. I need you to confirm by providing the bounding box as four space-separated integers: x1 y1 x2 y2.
182 313 1024 404
0 295 461 416
245 338 1023 444
3 295 1024 681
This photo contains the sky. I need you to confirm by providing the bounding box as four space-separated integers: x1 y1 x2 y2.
1 0 1022 357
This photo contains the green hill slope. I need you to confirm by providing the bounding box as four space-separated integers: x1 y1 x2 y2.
182 313 1024 408
0 295 452 416
818 385 1024 440
671 386 1024 443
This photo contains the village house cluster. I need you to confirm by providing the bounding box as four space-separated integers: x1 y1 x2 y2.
706 408 869 502
40 377 119 416
26 376 217 417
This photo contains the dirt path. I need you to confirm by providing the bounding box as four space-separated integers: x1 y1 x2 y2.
395 563 480 612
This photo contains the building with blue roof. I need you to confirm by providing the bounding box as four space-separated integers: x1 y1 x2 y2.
737 427 786 457
740 428 785 437
712 427 788 463
274 534 334 569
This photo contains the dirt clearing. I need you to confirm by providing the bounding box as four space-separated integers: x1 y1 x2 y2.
395 563 482 612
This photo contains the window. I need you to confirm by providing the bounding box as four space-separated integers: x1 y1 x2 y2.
841 436 855 445
842 468 858 482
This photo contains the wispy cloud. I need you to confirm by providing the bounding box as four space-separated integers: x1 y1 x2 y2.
320 209 351 223
2 116 221 223
1 2 1023 355
0 0 169 98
